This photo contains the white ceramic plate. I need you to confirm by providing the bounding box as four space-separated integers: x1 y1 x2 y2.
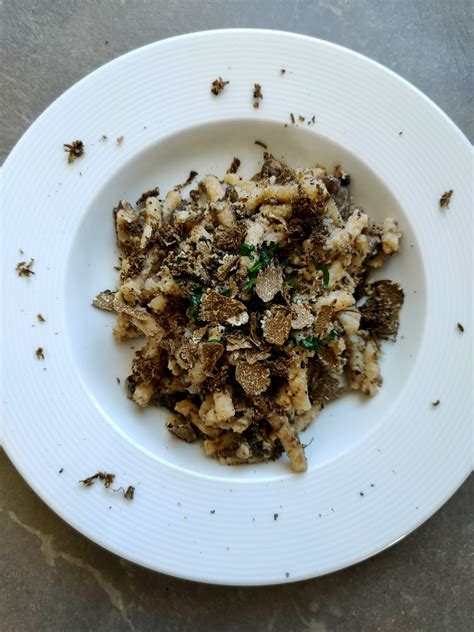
1 30 472 586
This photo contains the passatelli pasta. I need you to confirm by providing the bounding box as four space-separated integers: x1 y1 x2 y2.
93 154 404 472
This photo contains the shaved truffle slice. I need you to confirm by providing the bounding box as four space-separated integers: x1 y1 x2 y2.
235 362 271 396
253 153 295 184
439 189 453 209
92 290 115 312
249 312 262 347
211 76 229 95
309 371 343 407
291 303 314 329
314 305 334 337
225 335 253 352
317 346 345 375
264 354 289 378
322 175 352 220
245 348 272 365
359 280 404 340
200 291 248 326
199 342 224 376
166 415 198 443
262 307 292 345
216 254 239 281
255 264 284 302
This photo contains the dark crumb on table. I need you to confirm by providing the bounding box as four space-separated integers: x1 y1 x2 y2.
370 483 375 487
255 140 268 149
457 322 464 333
273 513 279 521
136 187 160 206
432 399 440 407
439 189 453 209
116 377 121 384
116 136 124 144
359 491 364 496
175 170 198 191
210 509 215 514
105 40 109 45
226 157 241 174
280 68 286 75
253 83 263 108
399 131 403 136
16 259 35 277
58 468 64 474
285 572 290 578
35 347 45 360
64 140 84 164
290 113 295 124
210 77 229 96
37 313 46 322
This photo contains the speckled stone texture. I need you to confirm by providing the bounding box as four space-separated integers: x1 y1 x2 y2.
1 1 473 630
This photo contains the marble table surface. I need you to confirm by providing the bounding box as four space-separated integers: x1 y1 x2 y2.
1 1 472 630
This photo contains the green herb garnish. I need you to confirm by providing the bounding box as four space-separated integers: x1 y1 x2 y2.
207 338 223 343
244 241 279 291
317 264 330 288
175 257 183 264
296 330 336 351
259 241 279 267
220 288 231 297
186 289 203 321
244 276 258 291
239 243 255 257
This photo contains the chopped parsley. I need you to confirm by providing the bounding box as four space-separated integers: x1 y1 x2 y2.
186 290 203 320
296 331 336 351
207 338 223 343
317 264 330 288
244 242 279 291
259 241 279 267
239 243 255 257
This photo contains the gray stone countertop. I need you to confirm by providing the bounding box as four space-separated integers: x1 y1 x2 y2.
1 1 472 631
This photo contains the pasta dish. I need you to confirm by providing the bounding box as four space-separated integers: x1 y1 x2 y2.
93 154 403 472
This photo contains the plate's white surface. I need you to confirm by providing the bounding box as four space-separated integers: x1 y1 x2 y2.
1 30 472 585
